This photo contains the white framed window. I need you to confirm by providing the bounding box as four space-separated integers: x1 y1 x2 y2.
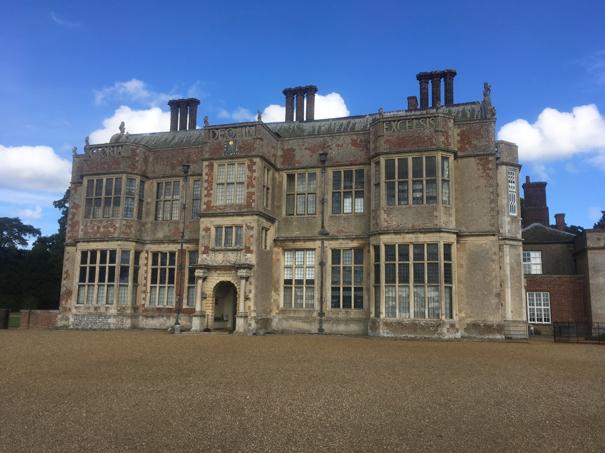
186 251 198 307
283 250 315 309
331 169 364 214
77 249 134 306
263 166 271 209
216 162 246 205
285 172 317 216
507 168 517 215
523 251 542 274
155 180 180 221
148 252 176 306
380 242 454 320
215 226 243 248
384 155 450 207
192 179 202 218
330 249 364 309
527 292 551 324
84 176 145 220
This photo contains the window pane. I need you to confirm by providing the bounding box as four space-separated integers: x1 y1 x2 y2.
333 171 342 190
397 158 408 179
425 157 436 178
343 170 353 190
385 159 395 180
412 157 423 178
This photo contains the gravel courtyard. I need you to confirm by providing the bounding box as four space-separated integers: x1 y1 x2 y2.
1 331 603 452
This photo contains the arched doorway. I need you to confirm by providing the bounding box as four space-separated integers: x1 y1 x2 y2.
212 281 238 332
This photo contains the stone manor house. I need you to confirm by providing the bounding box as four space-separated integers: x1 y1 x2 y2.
58 70 528 339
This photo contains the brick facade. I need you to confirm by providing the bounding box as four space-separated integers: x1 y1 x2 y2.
20 310 59 329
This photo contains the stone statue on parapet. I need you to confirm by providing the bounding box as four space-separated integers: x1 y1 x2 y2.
119 121 126 135
85 136 90 147
257 110 262 122
71 146 78 156
203 116 209 127
481 82 496 119
378 107 384 117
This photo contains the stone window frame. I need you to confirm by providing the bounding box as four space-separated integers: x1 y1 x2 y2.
380 153 453 208
330 248 364 310
284 171 318 217
191 178 202 218
215 162 246 206
507 168 517 216
76 248 137 307
154 180 181 221
372 241 455 320
527 291 551 324
148 251 177 307
523 251 542 274
185 250 199 307
214 225 244 249
282 249 316 309
261 227 270 250
330 168 365 215
83 175 145 220
262 166 272 210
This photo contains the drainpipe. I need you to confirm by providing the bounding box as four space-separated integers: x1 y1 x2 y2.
174 163 190 333
318 151 329 334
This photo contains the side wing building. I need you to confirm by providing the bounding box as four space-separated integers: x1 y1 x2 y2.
58 70 527 339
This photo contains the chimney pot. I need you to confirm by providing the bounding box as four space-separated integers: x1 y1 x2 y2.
555 213 566 231
283 88 295 122
168 98 201 132
407 96 418 111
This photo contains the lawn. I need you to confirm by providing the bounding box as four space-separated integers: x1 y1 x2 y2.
0 330 603 452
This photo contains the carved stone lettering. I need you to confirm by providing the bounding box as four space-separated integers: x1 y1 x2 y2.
383 117 438 134
210 126 255 140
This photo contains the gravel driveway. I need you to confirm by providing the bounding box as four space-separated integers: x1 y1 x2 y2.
1 330 603 452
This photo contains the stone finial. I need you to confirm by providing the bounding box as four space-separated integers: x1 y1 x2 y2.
85 136 90 147
257 110 262 122
71 146 78 156
203 116 209 127
483 82 492 105
378 107 384 117
119 121 125 134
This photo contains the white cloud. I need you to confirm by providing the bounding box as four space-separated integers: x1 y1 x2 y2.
580 50 605 86
89 106 171 144
218 107 255 122
18 206 42 220
587 151 605 170
94 79 174 106
497 104 605 165
220 91 351 124
49 12 80 28
0 145 71 192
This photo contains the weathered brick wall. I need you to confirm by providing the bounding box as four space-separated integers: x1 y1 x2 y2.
525 276 588 323
20 310 59 329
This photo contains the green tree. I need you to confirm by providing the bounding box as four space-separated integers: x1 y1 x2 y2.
594 211 605 229
0 217 41 249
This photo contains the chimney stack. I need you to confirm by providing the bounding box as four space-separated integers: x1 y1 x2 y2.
168 98 201 132
407 96 418 111
521 176 550 227
555 213 566 231
283 85 318 122
416 69 457 109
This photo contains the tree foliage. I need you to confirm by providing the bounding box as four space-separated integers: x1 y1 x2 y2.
0 189 69 311
0 217 41 249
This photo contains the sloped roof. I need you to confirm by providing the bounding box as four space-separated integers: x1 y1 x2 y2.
522 223 576 243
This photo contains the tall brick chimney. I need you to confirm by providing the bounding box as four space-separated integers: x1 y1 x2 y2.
416 70 457 109
522 176 550 227
168 98 200 132
283 85 318 122
555 213 566 231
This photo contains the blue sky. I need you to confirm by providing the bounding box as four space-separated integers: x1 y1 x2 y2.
1 0 604 236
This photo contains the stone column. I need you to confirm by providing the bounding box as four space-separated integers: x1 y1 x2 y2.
295 87 305 122
168 100 179 132
443 70 457 106
179 102 188 131
305 85 317 121
417 75 430 109
431 74 441 108
235 268 251 334
283 89 295 122
188 99 200 130
191 269 208 332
